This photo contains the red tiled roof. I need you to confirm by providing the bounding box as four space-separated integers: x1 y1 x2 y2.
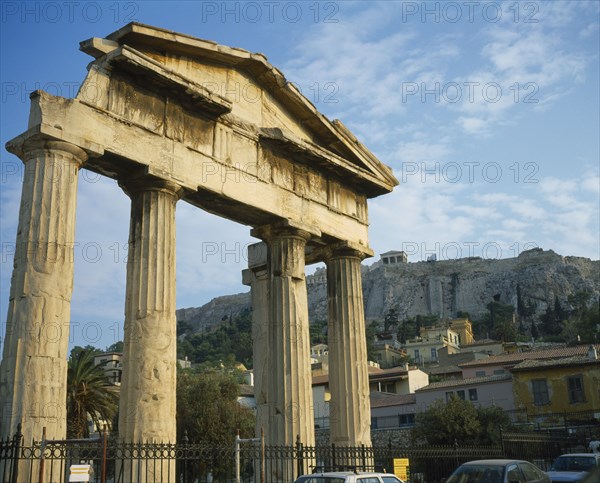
459 344 600 368
511 355 600 371
415 373 512 392
370 392 416 408
312 364 416 386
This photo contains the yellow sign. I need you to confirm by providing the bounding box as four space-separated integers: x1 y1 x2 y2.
393 458 409 480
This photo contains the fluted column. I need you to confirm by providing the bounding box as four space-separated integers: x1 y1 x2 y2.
268 226 315 449
326 245 372 446
118 177 182 448
241 242 271 441
0 138 87 444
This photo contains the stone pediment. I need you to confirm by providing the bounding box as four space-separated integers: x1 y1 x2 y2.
79 22 397 197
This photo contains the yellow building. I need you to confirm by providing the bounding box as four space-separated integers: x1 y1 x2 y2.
511 345 600 419
449 318 475 346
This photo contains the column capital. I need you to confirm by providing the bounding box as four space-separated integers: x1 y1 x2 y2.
324 241 374 262
251 219 320 242
20 137 89 166
6 128 101 163
118 175 185 200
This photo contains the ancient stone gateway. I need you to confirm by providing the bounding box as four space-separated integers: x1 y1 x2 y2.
0 22 397 479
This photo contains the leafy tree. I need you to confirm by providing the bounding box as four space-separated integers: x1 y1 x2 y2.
310 319 328 345
105 341 123 353
183 309 253 368
384 308 399 332
516 284 535 318
66 348 118 438
413 396 481 445
566 292 599 344
69 345 102 362
540 296 567 337
476 405 513 445
484 298 517 341
365 320 380 361
413 397 512 446
177 369 255 478
177 319 193 337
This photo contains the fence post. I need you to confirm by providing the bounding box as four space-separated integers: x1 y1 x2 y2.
361 444 366 471
260 428 265 483
296 435 304 477
101 426 107 483
500 426 505 457
182 431 188 483
10 423 23 483
331 442 336 470
235 432 241 483
38 427 47 483
453 438 459 470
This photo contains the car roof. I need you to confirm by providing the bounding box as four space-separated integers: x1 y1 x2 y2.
461 459 529 466
299 472 398 478
556 454 599 458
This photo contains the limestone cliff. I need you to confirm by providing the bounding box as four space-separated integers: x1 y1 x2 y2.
176 249 599 332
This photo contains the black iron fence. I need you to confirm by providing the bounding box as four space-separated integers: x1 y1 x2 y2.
1 425 596 483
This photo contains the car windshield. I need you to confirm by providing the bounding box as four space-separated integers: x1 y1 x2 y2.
446 465 504 483
551 456 597 472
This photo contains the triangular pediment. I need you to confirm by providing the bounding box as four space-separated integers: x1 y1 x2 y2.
80 23 397 196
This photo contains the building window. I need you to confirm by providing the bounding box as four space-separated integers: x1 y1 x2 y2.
475 371 485 377
380 382 396 394
493 369 505 375
567 375 585 404
414 349 420 361
469 388 478 401
430 348 437 361
532 379 549 406
445 391 453 402
456 390 465 400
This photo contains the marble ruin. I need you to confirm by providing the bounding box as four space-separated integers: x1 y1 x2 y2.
0 22 397 479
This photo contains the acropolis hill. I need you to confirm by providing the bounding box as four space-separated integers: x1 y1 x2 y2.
177 248 600 331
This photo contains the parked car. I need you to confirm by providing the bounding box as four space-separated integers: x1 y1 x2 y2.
294 472 405 483
546 453 600 482
444 459 550 483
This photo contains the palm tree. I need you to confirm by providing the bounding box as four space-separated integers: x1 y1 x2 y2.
66 348 119 438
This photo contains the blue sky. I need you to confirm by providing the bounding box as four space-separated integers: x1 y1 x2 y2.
1 1 598 351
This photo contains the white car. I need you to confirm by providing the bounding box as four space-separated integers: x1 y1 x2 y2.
294 472 405 483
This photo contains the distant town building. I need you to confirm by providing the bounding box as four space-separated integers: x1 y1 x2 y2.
380 250 408 265
373 333 407 368
93 352 122 385
177 356 192 369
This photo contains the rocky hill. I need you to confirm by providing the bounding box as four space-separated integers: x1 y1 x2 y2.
176 249 599 333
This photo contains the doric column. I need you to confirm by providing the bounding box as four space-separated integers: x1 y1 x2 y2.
252 222 317 450
326 244 372 446
0 138 87 443
118 177 182 446
242 242 271 441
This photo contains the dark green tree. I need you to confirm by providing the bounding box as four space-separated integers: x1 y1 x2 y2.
310 319 328 344
384 308 399 332
105 341 123 353
413 396 512 446
66 348 119 438
476 405 513 445
365 320 380 361
176 369 255 477
485 298 516 341
412 396 481 445
69 345 102 362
